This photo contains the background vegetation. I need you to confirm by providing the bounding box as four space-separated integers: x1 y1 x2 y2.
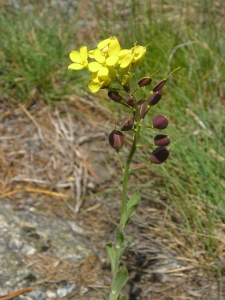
0 0 224 270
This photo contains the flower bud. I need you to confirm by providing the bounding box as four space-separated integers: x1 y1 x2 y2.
154 134 170 146
120 117 134 131
108 91 122 102
109 130 124 150
148 89 162 106
152 114 168 129
138 77 152 87
150 146 170 164
153 79 167 92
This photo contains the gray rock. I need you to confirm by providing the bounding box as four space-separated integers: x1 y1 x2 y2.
0 202 92 297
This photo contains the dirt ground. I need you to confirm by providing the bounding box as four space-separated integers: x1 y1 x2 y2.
0 96 224 300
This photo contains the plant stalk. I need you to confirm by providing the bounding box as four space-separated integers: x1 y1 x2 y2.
120 103 141 224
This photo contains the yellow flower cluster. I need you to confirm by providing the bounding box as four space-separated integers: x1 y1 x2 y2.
68 37 146 93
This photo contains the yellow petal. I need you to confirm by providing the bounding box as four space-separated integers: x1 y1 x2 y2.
119 66 129 75
98 67 109 80
119 54 133 68
80 46 88 61
108 38 120 56
132 46 146 62
94 48 105 64
88 62 101 72
117 49 130 59
69 51 82 63
102 78 111 87
88 81 100 93
106 55 118 66
97 38 110 50
88 49 95 58
91 72 100 83
68 63 84 70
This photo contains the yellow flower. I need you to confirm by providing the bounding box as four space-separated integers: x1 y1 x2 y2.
68 46 88 70
88 48 118 82
118 49 133 69
132 45 146 62
87 39 120 93
97 37 121 56
117 44 146 71
67 37 148 93
88 72 111 93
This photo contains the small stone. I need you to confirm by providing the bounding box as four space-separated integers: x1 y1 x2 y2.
29 290 46 300
79 286 88 295
21 244 36 255
8 235 23 250
57 282 76 298
46 290 57 299
67 221 84 235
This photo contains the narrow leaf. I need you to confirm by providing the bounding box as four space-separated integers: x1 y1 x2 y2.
127 192 140 210
111 266 129 294
118 237 133 260
106 243 116 274
116 227 124 249
121 204 139 228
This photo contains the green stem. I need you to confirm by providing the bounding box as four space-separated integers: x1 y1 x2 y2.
120 104 141 224
109 102 141 300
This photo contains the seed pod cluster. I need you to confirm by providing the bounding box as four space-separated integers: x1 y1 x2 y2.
150 114 170 163
107 77 171 165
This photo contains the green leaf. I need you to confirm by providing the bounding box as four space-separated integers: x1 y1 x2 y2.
106 243 116 274
121 192 140 228
109 292 119 300
116 226 124 249
118 297 127 300
111 266 129 295
118 236 133 261
127 191 140 210
121 203 139 228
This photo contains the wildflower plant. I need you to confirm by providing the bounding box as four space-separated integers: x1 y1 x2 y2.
68 37 173 300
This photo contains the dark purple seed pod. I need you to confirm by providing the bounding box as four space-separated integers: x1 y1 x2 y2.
150 146 170 164
108 91 122 102
148 89 162 106
138 77 152 87
126 94 135 107
120 117 134 131
133 100 149 120
139 100 149 119
123 85 130 93
154 134 170 146
152 114 168 129
108 130 124 150
153 79 167 92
